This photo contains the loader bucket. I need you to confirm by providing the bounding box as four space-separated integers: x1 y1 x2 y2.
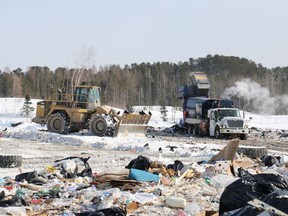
114 113 152 137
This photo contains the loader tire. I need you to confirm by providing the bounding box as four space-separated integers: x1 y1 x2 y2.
89 116 108 136
237 146 268 159
47 113 69 134
0 155 22 168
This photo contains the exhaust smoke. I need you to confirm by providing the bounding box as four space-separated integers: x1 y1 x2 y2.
222 79 288 115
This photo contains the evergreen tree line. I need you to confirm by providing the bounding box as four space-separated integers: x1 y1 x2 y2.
1 55 288 113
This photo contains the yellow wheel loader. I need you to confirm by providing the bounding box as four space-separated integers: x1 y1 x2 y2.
32 86 151 137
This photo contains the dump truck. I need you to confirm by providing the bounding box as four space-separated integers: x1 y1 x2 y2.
178 72 249 140
32 85 151 137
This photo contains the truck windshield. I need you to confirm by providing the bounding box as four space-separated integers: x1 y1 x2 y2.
218 109 240 117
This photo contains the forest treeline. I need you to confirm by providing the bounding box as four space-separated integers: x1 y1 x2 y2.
1 54 288 112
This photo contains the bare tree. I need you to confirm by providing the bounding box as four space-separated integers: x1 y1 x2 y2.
12 69 23 97
71 45 97 93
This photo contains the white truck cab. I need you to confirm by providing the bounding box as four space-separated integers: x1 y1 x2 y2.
208 108 249 140
178 71 250 140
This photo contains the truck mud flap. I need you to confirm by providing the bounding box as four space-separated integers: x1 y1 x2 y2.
114 113 151 137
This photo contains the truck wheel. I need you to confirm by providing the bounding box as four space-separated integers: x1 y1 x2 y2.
89 116 108 136
215 127 223 139
47 113 69 134
240 134 248 140
198 129 205 137
0 155 22 168
187 125 192 135
192 126 198 136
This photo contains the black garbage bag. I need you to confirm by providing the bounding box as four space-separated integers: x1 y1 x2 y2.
221 205 261 216
221 190 288 215
219 168 288 214
0 195 27 207
125 155 152 171
261 155 280 167
262 189 288 213
74 206 126 216
15 171 38 183
15 171 45 185
54 156 92 178
169 123 185 134
166 160 184 173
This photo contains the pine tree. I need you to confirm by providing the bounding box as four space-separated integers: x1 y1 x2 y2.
21 95 35 117
160 104 168 121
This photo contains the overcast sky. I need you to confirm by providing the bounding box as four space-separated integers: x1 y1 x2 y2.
1 0 287 71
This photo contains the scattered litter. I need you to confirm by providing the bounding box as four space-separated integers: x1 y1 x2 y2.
11 122 23 127
0 138 287 216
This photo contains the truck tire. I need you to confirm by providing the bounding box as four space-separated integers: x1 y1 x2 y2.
198 129 205 137
215 127 223 139
47 113 69 134
187 125 192 135
0 155 22 168
237 146 268 159
192 126 198 136
89 116 108 136
240 133 248 140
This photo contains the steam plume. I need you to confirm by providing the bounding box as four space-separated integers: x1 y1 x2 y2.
222 79 288 115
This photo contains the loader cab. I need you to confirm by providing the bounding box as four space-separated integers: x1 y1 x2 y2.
74 86 101 110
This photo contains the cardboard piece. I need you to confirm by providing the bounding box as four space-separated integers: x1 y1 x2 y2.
126 201 139 214
110 179 142 188
179 168 191 180
233 158 255 169
214 160 234 176
96 171 129 182
209 139 240 162
196 211 219 216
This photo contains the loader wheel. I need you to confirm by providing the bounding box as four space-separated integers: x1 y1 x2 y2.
69 127 80 133
47 113 69 134
0 155 22 168
215 127 223 139
89 116 108 136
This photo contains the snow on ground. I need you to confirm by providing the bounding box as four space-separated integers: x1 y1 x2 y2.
1 98 288 152
2 98 288 130
0 97 288 168
0 98 287 215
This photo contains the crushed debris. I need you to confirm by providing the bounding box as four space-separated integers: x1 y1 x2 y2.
0 140 287 215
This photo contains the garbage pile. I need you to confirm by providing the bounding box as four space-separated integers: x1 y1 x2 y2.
0 140 288 216
149 123 288 141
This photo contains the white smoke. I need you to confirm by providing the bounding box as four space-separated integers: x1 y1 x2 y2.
222 78 288 115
